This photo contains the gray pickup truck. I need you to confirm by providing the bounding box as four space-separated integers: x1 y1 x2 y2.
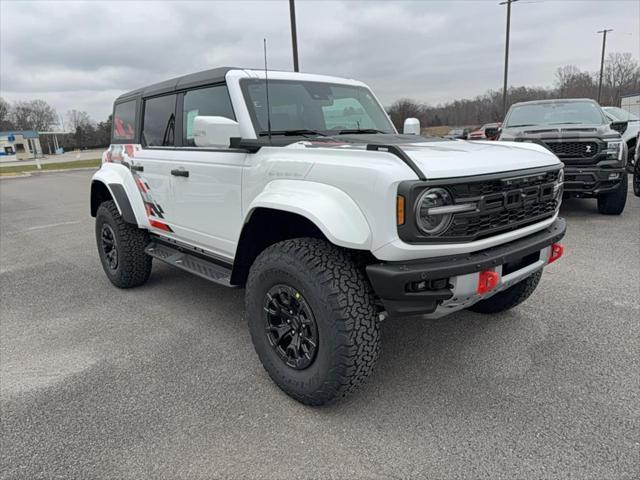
500 98 628 214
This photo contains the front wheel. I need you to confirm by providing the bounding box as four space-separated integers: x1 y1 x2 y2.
597 178 628 215
468 270 542 314
245 238 381 406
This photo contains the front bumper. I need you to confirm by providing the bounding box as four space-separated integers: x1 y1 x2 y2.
366 218 566 317
564 166 626 196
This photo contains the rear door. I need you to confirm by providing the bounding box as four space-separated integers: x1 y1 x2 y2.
134 93 178 235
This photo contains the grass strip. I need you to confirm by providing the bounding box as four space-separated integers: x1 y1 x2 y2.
0 159 101 175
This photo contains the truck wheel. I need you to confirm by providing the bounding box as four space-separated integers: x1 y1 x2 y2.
245 238 381 406
634 164 640 197
468 270 542 314
597 178 628 215
95 200 152 288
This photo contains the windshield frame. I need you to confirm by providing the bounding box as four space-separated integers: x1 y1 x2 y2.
239 78 396 137
504 100 608 128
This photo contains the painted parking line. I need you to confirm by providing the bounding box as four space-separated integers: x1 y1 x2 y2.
9 220 81 234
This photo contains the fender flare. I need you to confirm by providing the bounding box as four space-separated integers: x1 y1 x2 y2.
245 180 372 249
90 164 149 228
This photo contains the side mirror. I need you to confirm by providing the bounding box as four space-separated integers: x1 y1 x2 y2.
485 127 499 139
193 116 241 147
610 121 628 135
403 118 421 135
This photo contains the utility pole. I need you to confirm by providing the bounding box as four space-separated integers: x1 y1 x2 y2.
289 0 299 72
500 0 518 118
597 29 613 103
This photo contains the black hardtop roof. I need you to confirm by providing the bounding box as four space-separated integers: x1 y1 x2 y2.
511 98 599 107
115 66 242 103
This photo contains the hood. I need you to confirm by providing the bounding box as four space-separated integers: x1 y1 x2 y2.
297 134 559 179
500 123 619 141
399 140 559 179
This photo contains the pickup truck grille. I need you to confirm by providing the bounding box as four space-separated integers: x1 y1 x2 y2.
544 141 599 158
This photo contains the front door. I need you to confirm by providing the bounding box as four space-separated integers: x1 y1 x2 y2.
169 150 246 259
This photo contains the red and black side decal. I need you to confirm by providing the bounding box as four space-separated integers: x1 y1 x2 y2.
110 143 174 233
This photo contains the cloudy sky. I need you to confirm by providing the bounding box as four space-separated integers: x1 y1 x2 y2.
1 0 638 124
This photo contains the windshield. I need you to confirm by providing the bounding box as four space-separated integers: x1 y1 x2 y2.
505 101 607 128
240 79 395 136
603 106 639 122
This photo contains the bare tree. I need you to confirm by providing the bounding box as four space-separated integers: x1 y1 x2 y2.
66 109 93 131
602 52 640 106
0 97 13 130
387 99 425 130
12 99 58 131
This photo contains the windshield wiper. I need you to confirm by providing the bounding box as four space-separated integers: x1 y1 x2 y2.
548 122 583 125
506 124 537 128
336 128 386 134
258 129 327 137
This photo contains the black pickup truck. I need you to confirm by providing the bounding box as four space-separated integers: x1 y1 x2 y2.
499 98 628 215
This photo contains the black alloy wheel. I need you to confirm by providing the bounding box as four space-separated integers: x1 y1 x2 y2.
263 284 319 370
101 223 118 270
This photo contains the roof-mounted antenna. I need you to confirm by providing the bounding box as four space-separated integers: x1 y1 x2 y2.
263 38 272 143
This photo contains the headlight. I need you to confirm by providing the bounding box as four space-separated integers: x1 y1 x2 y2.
415 188 454 235
606 140 623 161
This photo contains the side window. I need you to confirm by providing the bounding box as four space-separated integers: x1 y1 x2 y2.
182 85 235 146
112 100 136 142
142 94 176 147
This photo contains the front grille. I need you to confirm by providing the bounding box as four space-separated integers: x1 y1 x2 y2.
449 169 560 197
544 141 599 158
408 167 561 243
448 198 558 239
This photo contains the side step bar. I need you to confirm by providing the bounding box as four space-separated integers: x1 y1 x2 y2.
145 242 235 287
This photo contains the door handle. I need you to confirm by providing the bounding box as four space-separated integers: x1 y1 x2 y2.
131 164 144 172
171 168 189 178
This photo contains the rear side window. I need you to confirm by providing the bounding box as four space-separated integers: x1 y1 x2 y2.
183 85 235 146
112 100 136 142
142 94 176 147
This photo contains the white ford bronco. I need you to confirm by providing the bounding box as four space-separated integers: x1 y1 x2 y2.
91 67 566 405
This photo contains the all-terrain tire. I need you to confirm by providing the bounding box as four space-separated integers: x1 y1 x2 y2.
468 270 542 314
245 238 381 406
597 178 628 215
95 200 152 288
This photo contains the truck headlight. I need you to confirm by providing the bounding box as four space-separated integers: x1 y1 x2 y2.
606 140 623 161
415 188 454 235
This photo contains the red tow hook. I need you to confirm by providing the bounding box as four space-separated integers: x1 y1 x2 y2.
477 270 500 295
548 243 565 264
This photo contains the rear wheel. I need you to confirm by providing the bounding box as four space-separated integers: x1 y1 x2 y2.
597 178 628 215
634 162 640 197
95 201 152 288
468 270 542 314
245 238 381 406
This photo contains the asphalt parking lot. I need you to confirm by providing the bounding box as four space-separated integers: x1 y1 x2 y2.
1 169 638 480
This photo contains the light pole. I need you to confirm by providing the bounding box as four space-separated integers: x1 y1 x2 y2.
289 0 299 72
597 29 613 103
500 0 518 118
